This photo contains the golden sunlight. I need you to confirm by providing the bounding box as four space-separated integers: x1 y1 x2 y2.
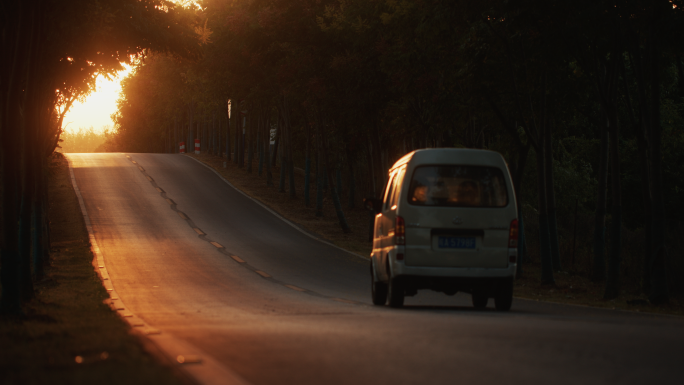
62 64 132 134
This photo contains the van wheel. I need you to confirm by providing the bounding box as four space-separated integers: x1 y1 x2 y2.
371 263 388 305
494 278 514 311
387 277 405 308
472 292 488 309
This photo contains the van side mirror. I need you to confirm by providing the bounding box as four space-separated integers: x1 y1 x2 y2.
363 197 382 214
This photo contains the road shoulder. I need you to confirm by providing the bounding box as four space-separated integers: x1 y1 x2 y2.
0 153 189 385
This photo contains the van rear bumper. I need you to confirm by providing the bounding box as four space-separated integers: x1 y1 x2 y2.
392 261 516 279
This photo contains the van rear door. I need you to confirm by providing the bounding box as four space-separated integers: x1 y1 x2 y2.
401 165 512 268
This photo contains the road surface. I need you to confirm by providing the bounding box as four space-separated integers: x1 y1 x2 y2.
66 153 684 385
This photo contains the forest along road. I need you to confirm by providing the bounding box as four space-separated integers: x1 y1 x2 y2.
67 153 683 385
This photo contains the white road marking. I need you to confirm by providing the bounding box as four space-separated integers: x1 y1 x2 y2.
185 156 367 261
331 298 356 304
285 284 306 292
66 154 252 385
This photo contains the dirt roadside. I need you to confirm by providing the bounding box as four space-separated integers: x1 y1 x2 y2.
0 153 187 385
188 152 683 317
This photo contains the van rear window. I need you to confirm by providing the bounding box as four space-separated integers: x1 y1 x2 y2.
408 166 508 207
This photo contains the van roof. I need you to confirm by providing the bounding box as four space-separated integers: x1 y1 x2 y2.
390 148 505 172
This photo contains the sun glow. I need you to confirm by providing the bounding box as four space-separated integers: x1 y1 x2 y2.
62 64 132 134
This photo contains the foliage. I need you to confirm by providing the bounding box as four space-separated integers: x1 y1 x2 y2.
109 0 684 301
58 127 108 153
0 0 200 314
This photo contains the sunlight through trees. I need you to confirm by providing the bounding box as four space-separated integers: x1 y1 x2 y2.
0 0 199 315
3 0 683 315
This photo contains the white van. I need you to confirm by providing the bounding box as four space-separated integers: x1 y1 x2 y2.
365 148 518 310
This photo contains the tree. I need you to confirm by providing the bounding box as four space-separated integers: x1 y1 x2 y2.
0 0 198 315
105 0 684 301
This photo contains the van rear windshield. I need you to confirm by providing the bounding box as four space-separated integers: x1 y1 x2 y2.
408 165 508 207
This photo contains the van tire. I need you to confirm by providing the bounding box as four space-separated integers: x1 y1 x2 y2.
387 277 405 308
472 292 488 309
494 278 514 311
371 263 388 305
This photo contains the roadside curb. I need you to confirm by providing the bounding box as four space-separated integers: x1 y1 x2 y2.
66 154 252 385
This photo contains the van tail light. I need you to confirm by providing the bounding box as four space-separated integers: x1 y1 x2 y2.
395 216 405 245
509 219 519 248
508 219 518 263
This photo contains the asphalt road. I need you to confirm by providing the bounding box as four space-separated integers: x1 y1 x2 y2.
67 153 684 385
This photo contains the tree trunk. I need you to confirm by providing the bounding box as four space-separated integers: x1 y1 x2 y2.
279 154 287 192
537 69 553 284
240 113 245 167
212 113 216 155
536 143 554 285
225 109 231 161
323 139 351 233
366 137 377 197
288 154 296 198
278 99 296 198
271 126 280 168
347 156 355 210
370 121 385 194
336 167 342 204
304 132 311 207
174 117 178 153
33 160 45 276
200 116 205 153
286 122 295 199
604 109 622 299
365 138 377 240
278 116 286 193
1 149 23 314
19 105 37 301
233 101 240 164
648 23 668 304
18 189 35 301
265 112 273 186
217 113 221 156
40 157 51 270
545 121 561 272
258 108 264 176
31 171 45 282
592 125 609 282
637 125 652 294
1 7 32 313
676 55 684 98
187 103 194 156
628 49 654 294
316 132 324 217
1 98 23 314
247 113 253 173
513 144 530 277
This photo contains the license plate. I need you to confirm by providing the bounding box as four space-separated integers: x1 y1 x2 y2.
438 236 476 249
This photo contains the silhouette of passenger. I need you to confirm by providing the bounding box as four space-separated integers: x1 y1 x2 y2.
412 184 428 203
411 175 429 203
